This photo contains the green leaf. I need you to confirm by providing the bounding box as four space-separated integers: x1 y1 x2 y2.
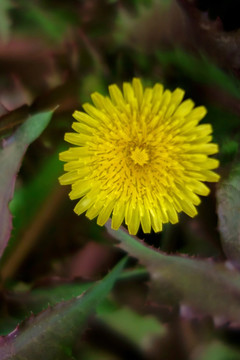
0 268 147 335
0 0 12 42
0 144 65 267
217 165 240 263
0 282 93 335
98 306 165 347
106 224 240 321
195 341 240 360
18 1 74 42
156 49 240 99
0 257 127 360
10 146 64 237
205 106 240 143
0 111 53 259
220 138 239 163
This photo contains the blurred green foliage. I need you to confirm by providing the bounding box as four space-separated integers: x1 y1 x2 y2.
1 0 240 359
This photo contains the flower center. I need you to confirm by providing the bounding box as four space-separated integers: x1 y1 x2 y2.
130 146 149 166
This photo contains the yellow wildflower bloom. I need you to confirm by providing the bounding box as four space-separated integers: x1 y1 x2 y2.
59 78 219 235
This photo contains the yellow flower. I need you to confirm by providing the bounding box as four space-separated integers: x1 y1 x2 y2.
59 78 219 235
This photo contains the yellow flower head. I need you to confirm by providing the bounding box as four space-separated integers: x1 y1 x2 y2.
59 78 219 235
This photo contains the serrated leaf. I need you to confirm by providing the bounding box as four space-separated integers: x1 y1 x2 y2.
106 224 240 321
0 268 147 335
217 165 240 263
0 282 93 335
0 110 53 259
0 257 127 360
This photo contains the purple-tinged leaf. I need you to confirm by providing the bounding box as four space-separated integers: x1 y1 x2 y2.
106 223 240 322
0 111 53 259
217 165 240 264
0 257 126 360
